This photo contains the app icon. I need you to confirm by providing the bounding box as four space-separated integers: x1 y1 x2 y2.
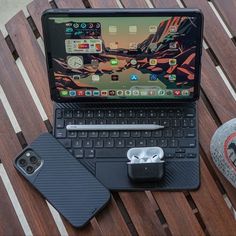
67 56 83 69
169 58 177 66
169 25 177 33
73 75 80 80
150 74 158 81
168 74 176 82
182 90 190 96
169 42 177 49
60 90 68 96
109 25 117 33
93 90 100 96
158 89 165 96
109 42 119 50
130 59 137 66
130 74 139 81
133 90 139 96
148 90 156 96
91 59 99 68
101 90 108 96
140 90 148 96
149 25 157 33
129 42 138 50
65 27 73 33
80 23 87 29
109 90 116 96
110 58 118 66
77 90 85 96
173 90 181 96
85 90 92 96
149 59 158 66
92 74 100 82
88 23 93 28
166 90 173 96
129 25 137 33
117 90 124 96
69 90 76 96
111 74 119 81
73 23 79 28
125 90 132 96
96 23 101 28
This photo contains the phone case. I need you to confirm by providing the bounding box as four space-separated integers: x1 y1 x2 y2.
14 133 110 228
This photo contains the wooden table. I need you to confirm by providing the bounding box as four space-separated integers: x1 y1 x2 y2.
1 0 236 235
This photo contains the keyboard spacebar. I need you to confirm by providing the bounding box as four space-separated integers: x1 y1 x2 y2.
96 148 129 158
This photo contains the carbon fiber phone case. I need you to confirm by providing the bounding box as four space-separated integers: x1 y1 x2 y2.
14 133 110 228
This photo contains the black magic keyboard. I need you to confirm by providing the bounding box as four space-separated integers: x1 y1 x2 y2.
54 107 197 160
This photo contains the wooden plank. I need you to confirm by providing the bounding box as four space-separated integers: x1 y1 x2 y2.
191 157 236 236
5 11 53 123
211 0 236 38
0 175 24 236
182 0 236 89
55 0 85 8
0 104 60 235
27 0 51 37
121 0 148 7
152 0 178 8
119 192 167 236
0 32 47 141
87 0 119 8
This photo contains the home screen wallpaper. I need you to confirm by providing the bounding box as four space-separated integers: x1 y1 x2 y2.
48 16 198 99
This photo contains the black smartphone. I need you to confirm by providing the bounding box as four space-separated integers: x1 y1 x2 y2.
14 133 110 228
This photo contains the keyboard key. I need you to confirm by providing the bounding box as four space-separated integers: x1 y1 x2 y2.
179 139 196 148
56 119 64 128
127 110 135 118
116 110 125 118
174 129 183 138
59 139 71 148
168 139 178 148
165 153 175 158
171 119 181 127
147 139 157 146
184 108 195 118
160 119 170 127
175 148 185 153
115 139 125 148
88 131 98 138
142 131 151 137
55 129 66 138
72 139 82 148
94 139 104 148
148 110 157 118
176 153 185 158
65 119 74 126
86 120 96 124
75 119 85 125
153 130 162 137
136 139 146 147
105 110 115 118
164 129 173 138
189 119 195 127
64 110 72 118
184 129 196 138
187 153 196 158
121 131 130 138
97 119 106 125
159 139 167 147
99 131 109 138
94 110 104 118
74 149 83 158
67 131 77 138
126 139 135 147
131 131 141 137
85 149 95 158
104 140 114 148
96 148 128 158
73 110 83 118
85 110 93 118
106 119 117 124
83 140 93 148
56 109 62 119
137 110 145 118
118 119 127 124
78 131 87 138
110 131 119 138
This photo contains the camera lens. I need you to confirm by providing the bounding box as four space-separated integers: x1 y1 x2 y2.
26 166 34 174
19 159 27 167
29 156 37 164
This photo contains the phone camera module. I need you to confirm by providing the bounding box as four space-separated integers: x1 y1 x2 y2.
29 156 38 164
26 166 34 174
19 158 27 167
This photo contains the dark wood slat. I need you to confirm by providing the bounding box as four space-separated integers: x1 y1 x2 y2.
0 32 47 141
211 0 236 38
198 98 236 209
182 0 236 89
27 0 51 37
121 0 148 7
153 192 204 236
87 0 119 8
119 192 167 236
0 104 60 235
5 11 53 123
191 157 236 236
55 0 85 8
0 176 25 236
152 0 178 8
